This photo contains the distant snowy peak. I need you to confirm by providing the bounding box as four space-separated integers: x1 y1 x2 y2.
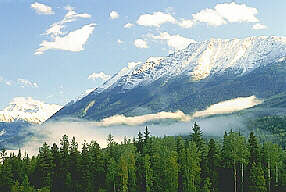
0 97 62 124
93 36 286 93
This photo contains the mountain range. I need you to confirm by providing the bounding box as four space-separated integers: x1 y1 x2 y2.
49 36 286 121
0 97 62 124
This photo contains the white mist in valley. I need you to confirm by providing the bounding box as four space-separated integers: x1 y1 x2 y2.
16 96 262 155
95 96 263 126
192 96 263 118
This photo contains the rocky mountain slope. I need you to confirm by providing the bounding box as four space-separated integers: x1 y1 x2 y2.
50 36 286 121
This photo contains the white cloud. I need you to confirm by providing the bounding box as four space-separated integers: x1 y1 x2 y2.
31 2 54 15
135 3 260 29
88 72 111 81
124 23 134 28
117 39 124 44
177 19 195 28
134 39 148 48
215 2 259 23
192 8 226 26
17 79 39 88
45 23 64 37
110 11 119 19
252 23 267 30
36 6 94 55
137 12 176 27
63 6 91 23
35 23 96 55
192 96 263 118
152 32 196 50
192 2 259 26
96 111 190 126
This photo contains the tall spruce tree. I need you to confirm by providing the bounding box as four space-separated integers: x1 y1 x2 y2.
207 139 220 192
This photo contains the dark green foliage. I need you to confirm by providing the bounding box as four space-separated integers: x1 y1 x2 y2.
0 122 286 192
248 163 267 192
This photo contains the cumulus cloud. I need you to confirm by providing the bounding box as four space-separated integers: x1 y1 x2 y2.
215 3 259 23
110 11 119 19
192 8 226 26
252 23 267 30
17 79 39 88
134 39 148 48
124 23 134 28
177 19 195 28
35 23 96 55
192 2 259 26
192 96 263 118
31 2 54 15
35 6 94 55
88 72 111 81
137 12 176 27
151 32 196 50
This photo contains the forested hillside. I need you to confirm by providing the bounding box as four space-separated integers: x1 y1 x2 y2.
1 123 286 192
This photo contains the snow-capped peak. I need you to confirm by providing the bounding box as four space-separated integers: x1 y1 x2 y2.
89 36 286 94
0 97 62 124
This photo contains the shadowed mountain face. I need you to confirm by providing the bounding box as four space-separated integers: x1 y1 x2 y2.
50 60 286 121
49 36 286 121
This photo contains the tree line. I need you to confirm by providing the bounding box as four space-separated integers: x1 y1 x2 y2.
0 123 286 192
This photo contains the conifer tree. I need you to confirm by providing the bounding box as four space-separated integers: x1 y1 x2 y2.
207 139 220 192
35 142 52 189
144 154 153 192
69 137 81 191
248 163 267 192
51 143 64 192
81 142 92 192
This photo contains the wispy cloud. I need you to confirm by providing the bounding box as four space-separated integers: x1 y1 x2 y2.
124 23 134 28
252 23 267 30
94 96 263 126
35 6 94 55
0 76 13 86
17 79 39 88
31 2 54 15
192 96 263 118
96 111 190 126
88 72 111 81
35 24 96 55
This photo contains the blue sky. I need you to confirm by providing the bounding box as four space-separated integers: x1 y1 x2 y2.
0 0 285 108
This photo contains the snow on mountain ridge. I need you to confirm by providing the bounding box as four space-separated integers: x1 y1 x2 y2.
0 97 62 124
91 36 286 94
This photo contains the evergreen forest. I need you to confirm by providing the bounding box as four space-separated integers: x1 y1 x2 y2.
1 123 286 192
